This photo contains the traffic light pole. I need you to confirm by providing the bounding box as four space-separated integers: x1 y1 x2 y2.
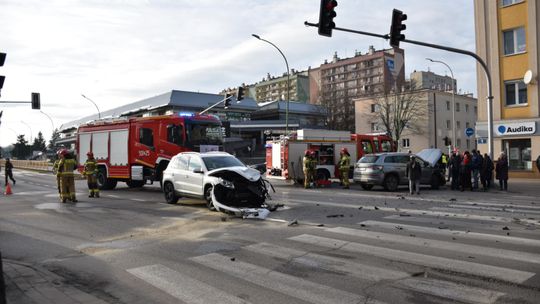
304 21 495 160
199 96 231 115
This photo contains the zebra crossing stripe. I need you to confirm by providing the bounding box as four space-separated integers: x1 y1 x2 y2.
244 242 409 281
191 253 386 304
127 264 251 304
360 220 540 247
459 201 540 210
326 226 540 264
289 234 535 284
448 204 540 214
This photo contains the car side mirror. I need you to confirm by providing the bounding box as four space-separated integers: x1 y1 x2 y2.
193 168 204 174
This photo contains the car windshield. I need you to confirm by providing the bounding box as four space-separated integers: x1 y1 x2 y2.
359 155 379 163
202 156 245 171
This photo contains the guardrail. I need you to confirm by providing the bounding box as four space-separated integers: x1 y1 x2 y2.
0 160 53 172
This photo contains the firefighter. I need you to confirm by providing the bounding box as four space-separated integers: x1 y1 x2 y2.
52 150 62 194
58 149 78 203
339 147 351 189
303 149 314 189
83 152 100 198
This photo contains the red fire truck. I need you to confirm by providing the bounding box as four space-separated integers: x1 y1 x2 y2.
266 130 395 182
76 114 223 190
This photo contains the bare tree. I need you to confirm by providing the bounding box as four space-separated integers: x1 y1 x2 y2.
370 84 428 149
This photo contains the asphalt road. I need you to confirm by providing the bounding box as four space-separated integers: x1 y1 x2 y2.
1 169 540 304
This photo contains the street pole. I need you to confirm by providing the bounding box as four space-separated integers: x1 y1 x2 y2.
40 110 55 131
81 94 101 119
426 58 456 153
21 120 32 143
252 34 290 135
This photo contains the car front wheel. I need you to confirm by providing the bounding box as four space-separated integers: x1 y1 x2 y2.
204 186 216 211
163 182 179 204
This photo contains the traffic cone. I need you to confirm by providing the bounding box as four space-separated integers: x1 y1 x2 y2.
4 183 13 195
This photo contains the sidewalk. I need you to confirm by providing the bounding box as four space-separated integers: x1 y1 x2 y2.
2 259 107 304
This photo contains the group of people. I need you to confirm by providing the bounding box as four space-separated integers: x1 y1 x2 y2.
446 149 509 192
52 149 100 203
302 147 351 189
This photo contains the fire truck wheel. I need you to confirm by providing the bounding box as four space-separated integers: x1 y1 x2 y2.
316 169 330 181
97 168 117 190
163 182 179 204
204 186 216 211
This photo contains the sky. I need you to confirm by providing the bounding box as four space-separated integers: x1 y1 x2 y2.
0 0 476 147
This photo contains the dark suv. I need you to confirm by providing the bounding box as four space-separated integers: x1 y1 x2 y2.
353 149 446 191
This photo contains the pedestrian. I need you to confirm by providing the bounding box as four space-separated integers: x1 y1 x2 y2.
302 150 313 189
481 153 493 191
58 149 78 203
82 152 100 198
495 151 509 191
450 152 461 190
4 158 16 186
441 153 448 179
471 149 484 189
406 155 422 195
52 151 62 193
338 147 351 189
460 151 473 192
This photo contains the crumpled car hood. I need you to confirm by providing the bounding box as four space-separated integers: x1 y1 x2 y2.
208 166 261 182
416 148 442 167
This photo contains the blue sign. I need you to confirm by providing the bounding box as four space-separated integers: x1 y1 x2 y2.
386 59 395 71
477 137 487 144
465 127 474 137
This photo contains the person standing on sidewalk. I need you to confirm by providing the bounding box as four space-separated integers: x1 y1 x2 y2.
406 155 422 195
449 152 461 190
471 149 484 190
82 152 100 198
496 151 509 191
460 151 473 192
4 158 15 186
338 147 351 189
481 153 494 191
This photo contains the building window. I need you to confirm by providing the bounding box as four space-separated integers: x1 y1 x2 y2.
503 27 526 55
456 102 460 112
504 80 527 106
501 0 524 7
446 101 450 110
466 139 470 150
456 138 461 148
465 104 469 112
446 120 451 129
402 138 410 148
456 121 461 129
466 122 470 128
474 106 477 114
371 123 379 131
503 139 531 170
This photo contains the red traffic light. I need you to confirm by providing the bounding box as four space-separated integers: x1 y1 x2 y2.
389 9 407 48
318 0 338 37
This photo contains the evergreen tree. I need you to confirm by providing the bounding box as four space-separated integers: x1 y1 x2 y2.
33 131 47 151
12 135 30 159
48 128 60 149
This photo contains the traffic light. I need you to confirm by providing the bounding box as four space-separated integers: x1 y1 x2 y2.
318 0 338 37
31 92 40 110
0 52 6 95
236 86 245 101
224 93 232 109
443 136 451 146
389 9 407 48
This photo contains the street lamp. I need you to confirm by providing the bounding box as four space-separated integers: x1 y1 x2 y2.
252 34 290 134
426 58 456 152
21 120 33 143
40 110 55 131
81 94 101 119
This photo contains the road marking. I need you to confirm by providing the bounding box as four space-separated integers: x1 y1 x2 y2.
191 253 384 304
106 195 120 198
360 220 540 247
131 198 146 202
448 204 540 214
289 234 535 284
326 226 540 264
459 201 540 210
127 264 250 304
244 242 409 281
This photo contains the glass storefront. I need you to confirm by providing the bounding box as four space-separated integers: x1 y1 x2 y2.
503 139 531 170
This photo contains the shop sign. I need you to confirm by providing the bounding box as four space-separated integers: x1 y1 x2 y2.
495 121 536 136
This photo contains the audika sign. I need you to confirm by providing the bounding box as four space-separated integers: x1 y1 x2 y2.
495 121 536 136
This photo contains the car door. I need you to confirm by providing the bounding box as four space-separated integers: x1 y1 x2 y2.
395 155 410 185
173 154 190 195
184 155 204 196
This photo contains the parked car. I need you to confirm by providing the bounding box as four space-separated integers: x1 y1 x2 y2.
162 151 277 216
353 149 446 191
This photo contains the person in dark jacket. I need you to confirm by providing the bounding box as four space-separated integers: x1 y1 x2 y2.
449 152 461 190
4 158 16 186
471 149 483 189
460 151 473 192
406 155 422 195
481 153 494 191
495 152 509 191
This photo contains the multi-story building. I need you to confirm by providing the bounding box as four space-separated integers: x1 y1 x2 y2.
253 70 310 103
311 46 406 132
355 72 477 153
410 70 456 91
475 0 540 178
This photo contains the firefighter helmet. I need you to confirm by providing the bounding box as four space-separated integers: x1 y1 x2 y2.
87 151 94 158
304 149 311 156
340 147 349 154
58 149 68 157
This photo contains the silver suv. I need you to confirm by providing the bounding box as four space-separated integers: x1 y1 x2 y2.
353 149 445 191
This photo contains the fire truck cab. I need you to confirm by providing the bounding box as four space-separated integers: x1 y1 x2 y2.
352 133 395 158
77 114 222 190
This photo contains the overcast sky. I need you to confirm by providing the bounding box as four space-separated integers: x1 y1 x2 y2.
0 0 476 147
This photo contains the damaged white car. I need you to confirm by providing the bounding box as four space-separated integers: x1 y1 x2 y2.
162 151 278 218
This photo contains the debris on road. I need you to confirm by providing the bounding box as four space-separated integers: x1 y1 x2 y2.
502 226 510 230
449 198 456 202
327 214 345 218
374 206 380 210
288 219 298 226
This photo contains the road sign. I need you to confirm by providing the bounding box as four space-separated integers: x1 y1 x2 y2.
465 127 474 137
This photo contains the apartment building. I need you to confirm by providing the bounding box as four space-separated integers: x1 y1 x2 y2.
475 0 540 177
253 70 310 103
310 46 406 132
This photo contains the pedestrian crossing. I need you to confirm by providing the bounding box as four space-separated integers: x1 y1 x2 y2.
124 210 540 304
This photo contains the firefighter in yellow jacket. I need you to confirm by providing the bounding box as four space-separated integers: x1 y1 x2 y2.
339 147 351 189
83 152 100 198
58 149 78 203
302 150 315 189
52 150 62 194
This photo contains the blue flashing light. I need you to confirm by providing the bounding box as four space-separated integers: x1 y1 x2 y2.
178 112 194 117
